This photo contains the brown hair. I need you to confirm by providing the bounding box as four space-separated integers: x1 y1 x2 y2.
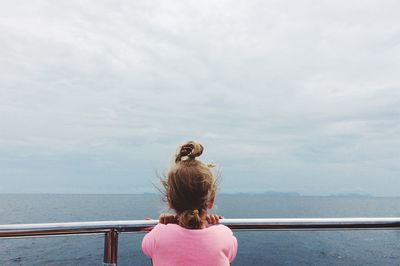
161 141 218 229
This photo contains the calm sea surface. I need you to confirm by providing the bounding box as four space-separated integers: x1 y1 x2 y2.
1 194 400 265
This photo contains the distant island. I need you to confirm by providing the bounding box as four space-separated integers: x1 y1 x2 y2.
218 190 374 197
219 190 301 197
328 192 373 197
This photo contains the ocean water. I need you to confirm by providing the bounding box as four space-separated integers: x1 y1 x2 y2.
1 194 400 265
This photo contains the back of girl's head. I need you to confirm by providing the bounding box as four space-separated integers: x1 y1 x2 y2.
161 141 218 229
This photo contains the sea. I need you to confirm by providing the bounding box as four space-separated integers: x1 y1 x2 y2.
1 194 400 265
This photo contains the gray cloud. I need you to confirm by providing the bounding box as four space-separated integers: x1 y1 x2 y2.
0 0 399 195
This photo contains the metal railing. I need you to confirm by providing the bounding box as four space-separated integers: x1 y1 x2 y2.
1 217 400 265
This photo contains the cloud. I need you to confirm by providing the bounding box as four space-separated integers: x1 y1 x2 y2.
0 0 399 195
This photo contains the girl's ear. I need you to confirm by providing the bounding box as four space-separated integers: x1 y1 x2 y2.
208 194 215 209
167 190 173 209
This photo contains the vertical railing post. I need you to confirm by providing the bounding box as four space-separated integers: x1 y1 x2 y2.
103 229 118 266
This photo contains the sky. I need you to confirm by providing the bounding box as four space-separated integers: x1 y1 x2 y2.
0 0 399 196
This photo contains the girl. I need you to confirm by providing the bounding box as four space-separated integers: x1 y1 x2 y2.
142 141 238 266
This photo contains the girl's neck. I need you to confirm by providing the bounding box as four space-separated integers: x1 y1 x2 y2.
197 210 208 229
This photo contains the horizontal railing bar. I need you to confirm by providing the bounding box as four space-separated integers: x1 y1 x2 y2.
1 217 400 238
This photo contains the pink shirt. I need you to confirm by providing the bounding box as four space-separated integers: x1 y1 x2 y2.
142 223 238 266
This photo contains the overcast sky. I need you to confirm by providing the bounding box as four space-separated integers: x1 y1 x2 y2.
1 0 399 196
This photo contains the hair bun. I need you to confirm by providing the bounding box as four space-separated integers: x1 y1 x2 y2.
176 141 204 162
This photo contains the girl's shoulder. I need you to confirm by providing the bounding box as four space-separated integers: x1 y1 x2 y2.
206 224 234 235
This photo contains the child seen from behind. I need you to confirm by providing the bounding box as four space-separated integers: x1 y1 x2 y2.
142 141 238 266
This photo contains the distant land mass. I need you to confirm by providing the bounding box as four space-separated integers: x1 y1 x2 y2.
328 192 373 197
219 190 375 197
219 190 301 197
